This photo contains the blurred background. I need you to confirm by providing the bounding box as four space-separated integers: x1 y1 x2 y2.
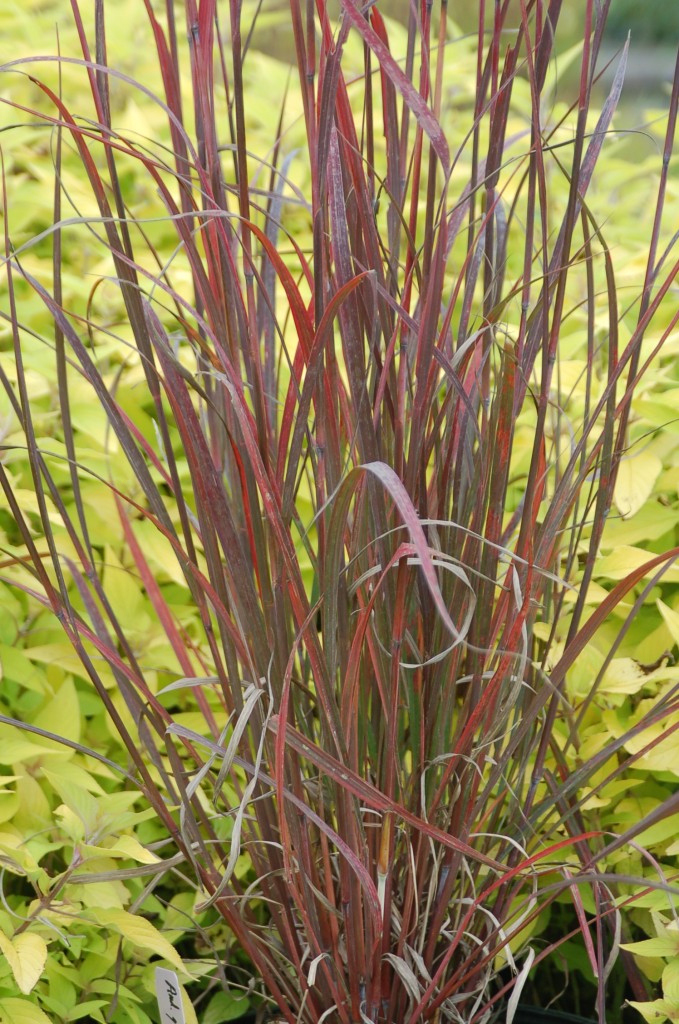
249 1 678 120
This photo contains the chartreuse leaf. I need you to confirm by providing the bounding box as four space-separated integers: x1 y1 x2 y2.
13 775 51 834
124 1005 154 1024
0 728 63 767
46 775 99 837
77 837 158 865
41 956 77 1015
663 960 679 1009
65 1000 109 1021
161 892 199 944
0 795 20 828
596 547 679 582
130 518 188 587
0 585 22 645
46 774 155 848
53 805 85 844
202 990 251 1024
624 922 679 1022
0 931 47 995
102 545 147 633
69 878 129 911
0 998 52 1024
632 814 679 849
21 645 87 684
600 658 648 696
622 931 679 959
0 646 46 695
38 761 106 796
604 499 676 546
31 677 81 746
87 909 186 974
182 984 199 1024
620 701 679 776
626 1000 679 1024
614 451 663 518
0 833 43 877
657 599 679 648
105 835 159 864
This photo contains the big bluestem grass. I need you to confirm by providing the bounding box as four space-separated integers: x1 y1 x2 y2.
1 1 679 1022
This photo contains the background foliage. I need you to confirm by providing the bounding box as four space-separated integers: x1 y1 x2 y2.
606 1 679 44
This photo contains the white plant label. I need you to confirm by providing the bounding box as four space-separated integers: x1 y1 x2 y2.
155 967 187 1024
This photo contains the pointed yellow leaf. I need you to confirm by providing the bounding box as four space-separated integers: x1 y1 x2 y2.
596 547 679 582
13 776 51 833
0 835 41 875
131 519 188 587
664 960 679 1008
89 909 186 974
621 935 679 958
42 774 99 834
0 647 45 696
657 600 679 648
0 727 63 768
0 998 53 1024
614 451 662 519
181 984 199 1024
39 761 106 797
69 879 127 911
31 677 81 747
102 545 145 632
106 835 160 864
600 658 647 696
626 999 678 1024
0 932 48 995
21 645 85 679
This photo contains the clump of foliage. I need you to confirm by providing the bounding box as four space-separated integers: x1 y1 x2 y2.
1 1 679 1023
622 914 679 1024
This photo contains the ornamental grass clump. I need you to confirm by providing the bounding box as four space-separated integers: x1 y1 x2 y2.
1 1 679 1022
